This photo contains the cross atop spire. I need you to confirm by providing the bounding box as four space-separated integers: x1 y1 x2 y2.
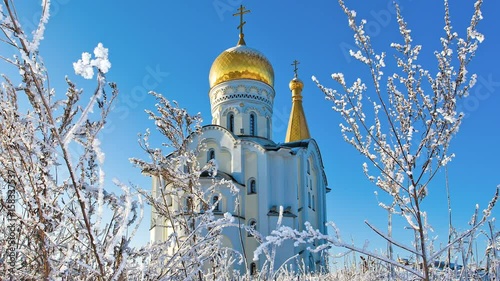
291 60 300 78
233 5 251 45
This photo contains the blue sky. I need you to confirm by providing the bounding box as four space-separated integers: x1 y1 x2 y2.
7 0 500 257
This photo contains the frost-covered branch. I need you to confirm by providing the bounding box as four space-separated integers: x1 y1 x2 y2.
255 222 425 279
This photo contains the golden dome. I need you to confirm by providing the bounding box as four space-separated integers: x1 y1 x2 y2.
289 77 304 92
209 45 274 88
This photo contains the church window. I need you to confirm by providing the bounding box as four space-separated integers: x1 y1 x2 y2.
213 195 220 212
228 113 235 133
250 262 257 276
309 254 315 271
312 195 315 211
248 178 257 194
208 148 215 162
266 118 271 139
308 192 311 208
307 159 311 174
248 219 257 237
250 113 256 136
184 196 193 212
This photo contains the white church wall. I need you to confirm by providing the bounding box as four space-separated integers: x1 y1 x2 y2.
150 176 162 243
257 153 270 238
306 142 328 235
298 151 309 230
219 148 231 173
243 147 259 235
199 128 240 178
267 215 297 269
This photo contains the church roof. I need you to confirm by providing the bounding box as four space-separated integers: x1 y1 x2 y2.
208 44 274 89
239 135 278 148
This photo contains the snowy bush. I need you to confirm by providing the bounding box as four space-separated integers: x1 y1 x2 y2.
0 1 141 280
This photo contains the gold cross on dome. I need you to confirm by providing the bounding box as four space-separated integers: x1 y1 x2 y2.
233 5 251 45
291 60 300 78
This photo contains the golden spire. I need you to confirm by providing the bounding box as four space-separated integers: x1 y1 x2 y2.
233 5 251 45
285 60 310 142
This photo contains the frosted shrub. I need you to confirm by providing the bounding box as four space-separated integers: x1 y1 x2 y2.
128 94 245 280
264 1 499 280
0 1 140 280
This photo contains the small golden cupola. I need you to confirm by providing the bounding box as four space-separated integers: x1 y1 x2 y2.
285 60 311 142
208 5 274 89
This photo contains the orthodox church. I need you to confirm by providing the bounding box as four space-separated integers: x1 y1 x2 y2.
150 6 330 274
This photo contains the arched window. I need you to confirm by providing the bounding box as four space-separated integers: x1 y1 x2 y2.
213 195 220 212
248 178 257 194
250 262 257 276
308 192 311 208
266 118 271 139
207 148 215 162
312 195 315 211
184 196 193 212
228 113 234 133
248 219 257 237
307 159 311 174
309 254 315 271
249 113 256 136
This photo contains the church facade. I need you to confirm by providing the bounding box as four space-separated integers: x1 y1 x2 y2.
150 7 330 274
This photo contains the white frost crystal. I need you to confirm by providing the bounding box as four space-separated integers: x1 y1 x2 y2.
73 43 111 79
